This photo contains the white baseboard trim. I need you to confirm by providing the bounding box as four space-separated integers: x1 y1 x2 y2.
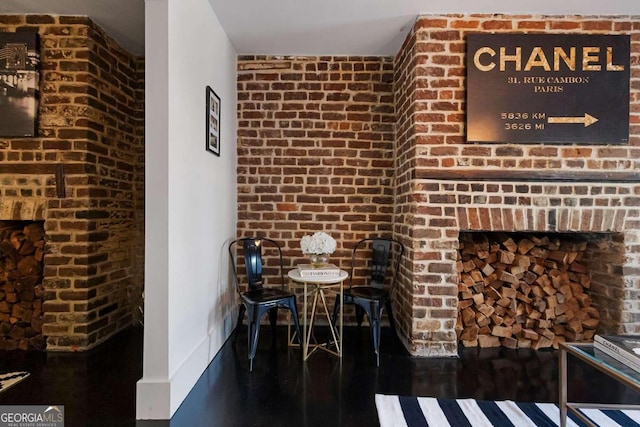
136 380 171 420
136 321 235 420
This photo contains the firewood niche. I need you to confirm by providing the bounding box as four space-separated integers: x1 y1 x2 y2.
456 232 598 350
0 221 46 350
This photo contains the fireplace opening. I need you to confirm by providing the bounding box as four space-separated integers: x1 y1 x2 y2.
0 221 46 350
456 231 625 351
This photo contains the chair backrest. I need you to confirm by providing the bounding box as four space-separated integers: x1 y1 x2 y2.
228 237 285 292
349 237 404 290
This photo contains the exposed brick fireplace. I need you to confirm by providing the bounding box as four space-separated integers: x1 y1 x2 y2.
392 15 640 357
0 15 145 350
393 179 640 357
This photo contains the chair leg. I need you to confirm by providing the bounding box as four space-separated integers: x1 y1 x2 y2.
355 305 365 326
385 299 396 334
247 306 262 372
370 301 382 367
268 307 278 341
234 304 246 342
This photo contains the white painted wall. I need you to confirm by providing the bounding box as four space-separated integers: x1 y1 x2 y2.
137 0 238 419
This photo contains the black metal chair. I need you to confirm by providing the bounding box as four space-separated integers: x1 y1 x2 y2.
333 237 404 366
229 237 302 371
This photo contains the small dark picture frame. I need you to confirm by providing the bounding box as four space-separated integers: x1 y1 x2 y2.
0 32 40 137
206 86 221 156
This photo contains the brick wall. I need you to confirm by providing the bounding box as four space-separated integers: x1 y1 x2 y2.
0 15 145 350
397 15 640 356
236 56 395 269
393 29 420 350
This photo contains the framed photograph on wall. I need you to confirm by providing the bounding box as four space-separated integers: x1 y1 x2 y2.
206 86 221 156
0 32 40 137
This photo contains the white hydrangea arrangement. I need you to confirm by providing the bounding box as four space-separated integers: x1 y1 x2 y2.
300 231 337 255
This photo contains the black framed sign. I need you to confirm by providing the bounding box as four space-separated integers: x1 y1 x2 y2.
206 85 220 156
466 34 630 144
0 32 40 137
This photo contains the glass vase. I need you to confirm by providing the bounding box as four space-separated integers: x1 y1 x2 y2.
309 253 330 268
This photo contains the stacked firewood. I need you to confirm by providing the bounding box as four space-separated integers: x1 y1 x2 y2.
0 222 46 350
456 232 598 350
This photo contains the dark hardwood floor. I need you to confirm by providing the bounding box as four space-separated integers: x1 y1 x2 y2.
0 325 635 426
0 326 143 427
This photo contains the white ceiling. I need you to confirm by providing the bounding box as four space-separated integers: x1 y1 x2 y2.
207 0 640 56
1 0 640 56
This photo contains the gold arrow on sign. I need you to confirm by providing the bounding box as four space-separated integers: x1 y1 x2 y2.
547 113 599 127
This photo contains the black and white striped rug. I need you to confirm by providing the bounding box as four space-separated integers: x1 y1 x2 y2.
0 371 29 393
375 394 640 427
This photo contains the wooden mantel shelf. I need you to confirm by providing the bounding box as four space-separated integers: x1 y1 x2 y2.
415 169 640 183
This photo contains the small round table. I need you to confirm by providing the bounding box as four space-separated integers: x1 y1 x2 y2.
287 268 348 360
